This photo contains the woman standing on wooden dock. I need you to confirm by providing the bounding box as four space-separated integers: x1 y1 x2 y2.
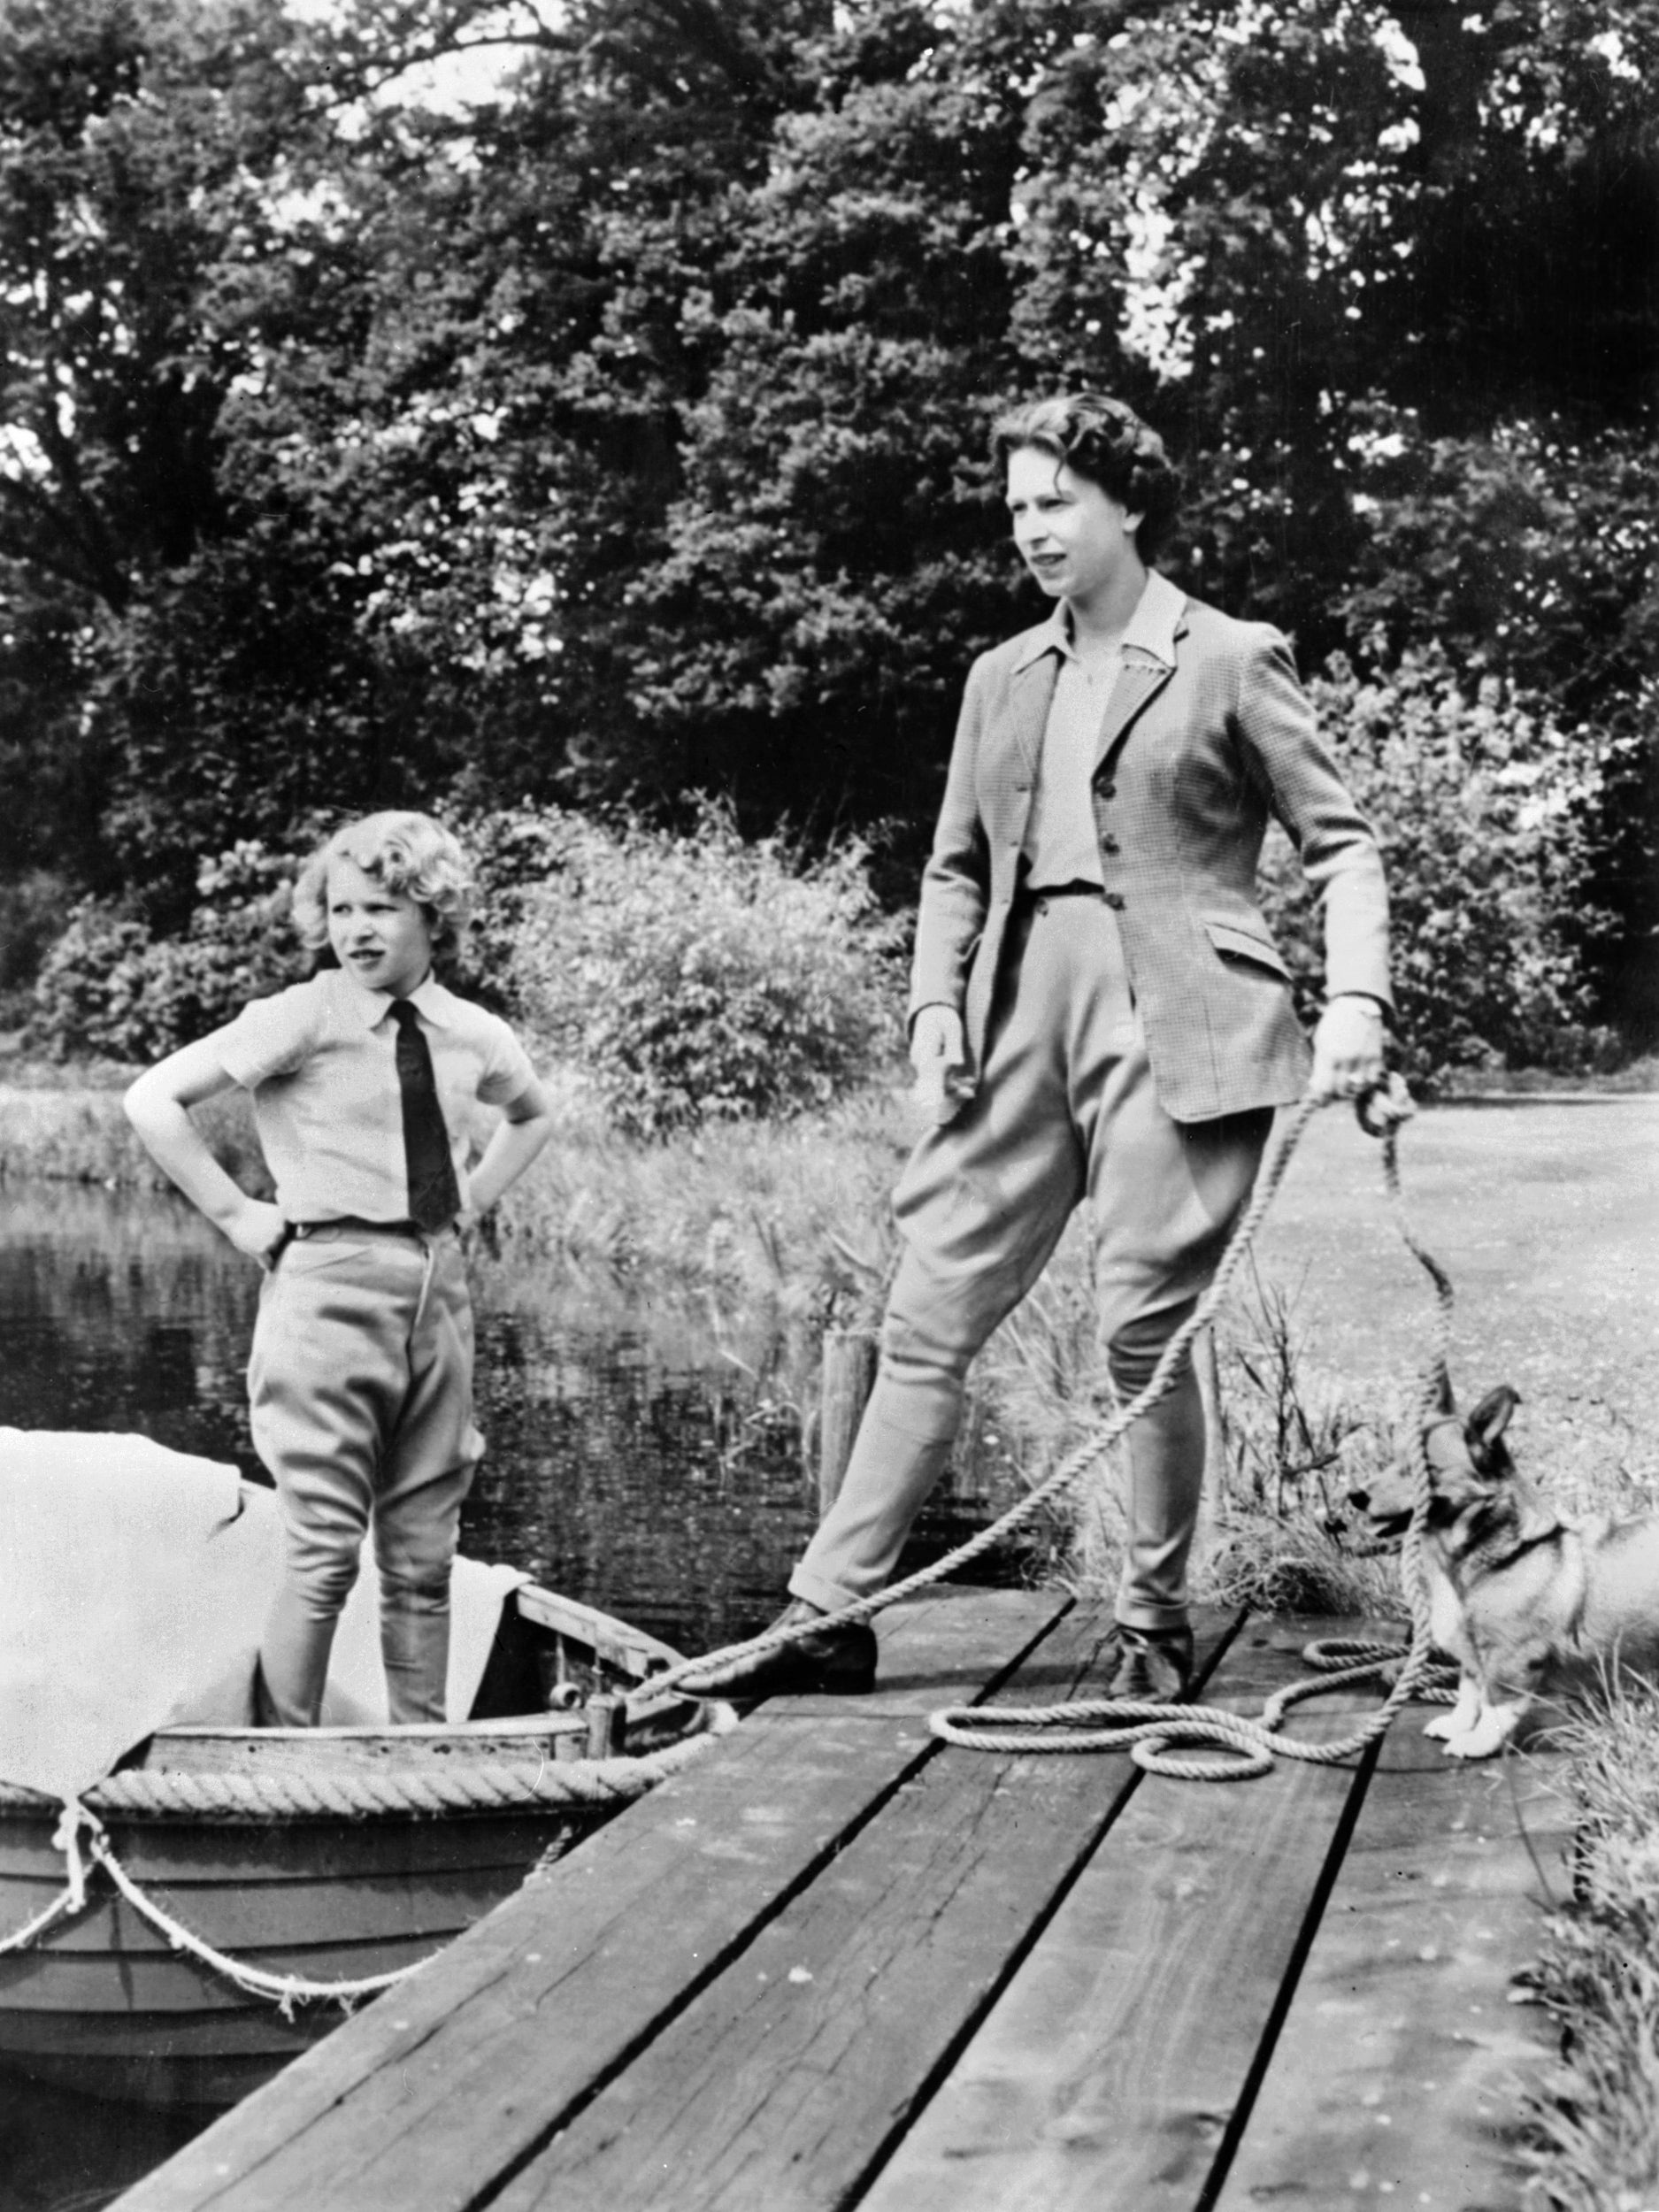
685 394 1393 1705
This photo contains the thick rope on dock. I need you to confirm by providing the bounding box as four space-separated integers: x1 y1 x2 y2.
927 1087 1452 1776
656 1080 1454 1782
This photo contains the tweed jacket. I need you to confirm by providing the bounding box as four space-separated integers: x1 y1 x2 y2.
909 571 1393 1123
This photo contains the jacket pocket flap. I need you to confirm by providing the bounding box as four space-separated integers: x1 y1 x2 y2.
1203 918 1292 978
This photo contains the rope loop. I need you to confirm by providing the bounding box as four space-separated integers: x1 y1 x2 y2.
915 1078 1455 1778
1131 1733 1276 1783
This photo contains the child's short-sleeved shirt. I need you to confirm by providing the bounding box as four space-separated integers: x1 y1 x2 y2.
213 968 537 1224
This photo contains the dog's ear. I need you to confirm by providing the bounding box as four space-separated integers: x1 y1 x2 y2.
1465 1386 1520 1473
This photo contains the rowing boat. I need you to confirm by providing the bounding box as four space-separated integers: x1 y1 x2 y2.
0 1581 726 2108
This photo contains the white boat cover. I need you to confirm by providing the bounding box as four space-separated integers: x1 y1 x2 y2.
0 1430 526 1798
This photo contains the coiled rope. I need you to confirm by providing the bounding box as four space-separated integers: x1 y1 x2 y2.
655 1078 1453 1781
928 1079 1454 1777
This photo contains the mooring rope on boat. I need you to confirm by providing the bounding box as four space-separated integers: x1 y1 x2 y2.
0 1703 738 1824
0 1685 741 1826
50 1801 419 2016
0 1690 740 2008
647 1075 1451 1783
0 1805 94 1959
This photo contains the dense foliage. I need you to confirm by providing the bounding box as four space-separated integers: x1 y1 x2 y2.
31 842 304 1060
3 0 1655 1064
504 805 906 1135
1260 648 1620 1085
30 804 906 1139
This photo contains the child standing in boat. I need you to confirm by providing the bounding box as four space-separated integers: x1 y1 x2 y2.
125 810 554 1727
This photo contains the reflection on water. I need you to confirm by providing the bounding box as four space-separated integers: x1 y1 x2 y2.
0 1183 1013 1652
0 2070 202 2212
0 1179 1019 2208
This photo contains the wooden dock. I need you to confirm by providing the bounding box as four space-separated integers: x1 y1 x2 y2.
115 1587 1568 2212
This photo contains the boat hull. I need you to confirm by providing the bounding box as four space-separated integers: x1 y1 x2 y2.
0 1803 596 2106
0 1585 715 2107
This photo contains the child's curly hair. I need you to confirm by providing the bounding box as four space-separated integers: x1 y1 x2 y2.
291 811 475 955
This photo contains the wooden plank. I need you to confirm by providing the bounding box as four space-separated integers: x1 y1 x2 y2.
483 1605 1244 2212
1211 1614 1415 1716
1211 1712 1571 2212
853 1655 1376 2210
113 1587 1071 2212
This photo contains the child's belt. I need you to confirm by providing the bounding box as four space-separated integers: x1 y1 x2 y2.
292 1217 442 1238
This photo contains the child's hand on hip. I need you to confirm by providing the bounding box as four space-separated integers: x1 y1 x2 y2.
226 1199 290 1268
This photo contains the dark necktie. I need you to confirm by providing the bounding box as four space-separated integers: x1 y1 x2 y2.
388 1000 462 1232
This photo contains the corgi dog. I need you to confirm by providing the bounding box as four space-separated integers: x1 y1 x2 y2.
1349 1384 1659 1759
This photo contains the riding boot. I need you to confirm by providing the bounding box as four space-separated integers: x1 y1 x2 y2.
380 1599 451 1724
256 1584 338 1727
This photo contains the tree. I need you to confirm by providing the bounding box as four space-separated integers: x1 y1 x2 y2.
3 0 1655 1044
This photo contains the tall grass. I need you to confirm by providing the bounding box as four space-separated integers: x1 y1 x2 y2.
1521 1683 1659 2210
3 1054 1420 1612
965 1237 1414 1618
488 1073 904 1318
0 1078 272 1194
0 1055 910 1320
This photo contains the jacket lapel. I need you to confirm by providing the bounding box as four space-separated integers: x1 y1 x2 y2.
1008 653 1056 782
1094 655 1174 773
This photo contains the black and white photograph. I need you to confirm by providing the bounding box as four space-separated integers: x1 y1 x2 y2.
1 1 1655 2205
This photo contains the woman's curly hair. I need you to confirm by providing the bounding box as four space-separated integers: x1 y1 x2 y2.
290 810 475 955
991 393 1182 564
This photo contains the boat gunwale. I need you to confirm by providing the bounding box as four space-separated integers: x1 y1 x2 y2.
0 1580 723 1817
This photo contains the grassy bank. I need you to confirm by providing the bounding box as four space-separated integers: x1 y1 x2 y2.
0 1077 269 1193
4 1059 1653 1611
0 1054 907 1314
1521 1686 1659 2208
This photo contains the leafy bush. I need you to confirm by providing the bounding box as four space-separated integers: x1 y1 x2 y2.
1260 644 1619 1088
0 869 77 1025
30 843 303 1062
507 803 906 1137
445 801 587 1003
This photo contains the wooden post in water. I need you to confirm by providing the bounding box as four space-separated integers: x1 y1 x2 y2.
818 1327 878 1520
1194 1324 1229 1537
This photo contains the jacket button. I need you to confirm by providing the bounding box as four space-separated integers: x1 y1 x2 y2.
1100 835 1120 856
1097 782 1117 800
1103 891 1126 911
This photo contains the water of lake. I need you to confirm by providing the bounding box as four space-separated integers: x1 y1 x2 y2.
0 1179 1022 2207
